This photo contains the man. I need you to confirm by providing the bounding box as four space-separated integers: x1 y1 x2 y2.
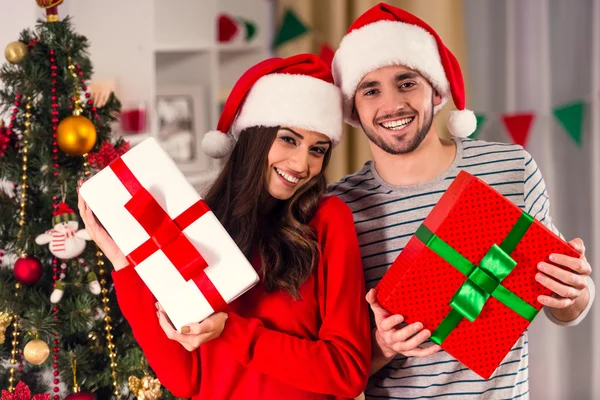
328 3 595 399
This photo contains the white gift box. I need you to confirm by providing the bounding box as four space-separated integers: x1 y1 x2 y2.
79 138 259 331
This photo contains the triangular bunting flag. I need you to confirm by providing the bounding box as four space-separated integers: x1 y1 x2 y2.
318 43 335 69
501 112 535 147
273 9 309 48
469 113 487 139
238 18 258 42
218 14 240 42
553 101 585 146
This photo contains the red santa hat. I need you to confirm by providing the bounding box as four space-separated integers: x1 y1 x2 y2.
52 202 77 226
201 53 343 159
331 2 476 138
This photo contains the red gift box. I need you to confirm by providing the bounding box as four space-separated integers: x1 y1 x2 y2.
376 170 579 379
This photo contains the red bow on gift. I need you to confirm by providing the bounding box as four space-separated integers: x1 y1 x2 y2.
1 382 50 400
109 158 228 312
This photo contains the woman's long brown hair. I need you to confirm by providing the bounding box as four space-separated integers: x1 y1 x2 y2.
204 126 331 299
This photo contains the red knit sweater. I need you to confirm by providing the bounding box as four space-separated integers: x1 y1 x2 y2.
112 196 371 399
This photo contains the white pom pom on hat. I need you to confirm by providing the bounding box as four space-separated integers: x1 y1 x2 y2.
201 53 343 159
201 130 236 159
447 109 477 138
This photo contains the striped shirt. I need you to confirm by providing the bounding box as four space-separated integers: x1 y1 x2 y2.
328 137 577 400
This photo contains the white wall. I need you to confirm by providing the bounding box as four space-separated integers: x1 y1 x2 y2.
1 1 40 42
59 1 155 109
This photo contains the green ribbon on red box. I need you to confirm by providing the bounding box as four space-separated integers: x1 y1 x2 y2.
415 212 539 345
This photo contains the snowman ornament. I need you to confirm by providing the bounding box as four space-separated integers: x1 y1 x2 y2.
35 202 101 303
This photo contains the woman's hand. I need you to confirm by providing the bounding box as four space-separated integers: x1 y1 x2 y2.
77 180 128 270
157 303 228 351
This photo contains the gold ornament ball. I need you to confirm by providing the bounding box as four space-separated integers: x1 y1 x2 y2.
23 339 50 365
5 41 27 64
57 115 97 155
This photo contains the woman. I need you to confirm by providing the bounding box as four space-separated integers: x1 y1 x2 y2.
78 54 370 399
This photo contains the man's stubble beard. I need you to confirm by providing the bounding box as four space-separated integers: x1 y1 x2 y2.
360 98 435 156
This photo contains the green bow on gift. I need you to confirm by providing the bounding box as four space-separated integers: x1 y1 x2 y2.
415 212 539 345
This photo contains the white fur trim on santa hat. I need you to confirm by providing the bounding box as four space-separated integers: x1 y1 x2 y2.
332 20 450 126
232 73 343 145
447 109 477 138
201 129 235 158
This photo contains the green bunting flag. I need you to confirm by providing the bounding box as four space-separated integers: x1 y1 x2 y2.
469 114 487 139
553 101 585 147
273 9 309 48
238 18 258 42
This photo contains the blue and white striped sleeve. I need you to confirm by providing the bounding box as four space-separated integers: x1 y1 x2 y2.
523 150 561 237
523 150 595 327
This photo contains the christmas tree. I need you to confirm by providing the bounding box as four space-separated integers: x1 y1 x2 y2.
0 1 168 398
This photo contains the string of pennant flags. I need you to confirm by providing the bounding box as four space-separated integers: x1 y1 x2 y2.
470 100 587 148
274 8 594 149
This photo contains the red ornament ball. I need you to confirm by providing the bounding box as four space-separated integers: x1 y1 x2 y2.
13 256 43 285
65 393 95 400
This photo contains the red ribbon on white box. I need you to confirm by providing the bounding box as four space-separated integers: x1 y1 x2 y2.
109 158 228 313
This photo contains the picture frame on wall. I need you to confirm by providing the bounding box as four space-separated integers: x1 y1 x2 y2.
155 84 211 174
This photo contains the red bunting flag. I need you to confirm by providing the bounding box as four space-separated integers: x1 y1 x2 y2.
318 43 335 69
501 113 535 147
218 14 239 42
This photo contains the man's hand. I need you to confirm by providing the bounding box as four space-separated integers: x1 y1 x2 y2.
366 289 441 375
536 238 592 322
